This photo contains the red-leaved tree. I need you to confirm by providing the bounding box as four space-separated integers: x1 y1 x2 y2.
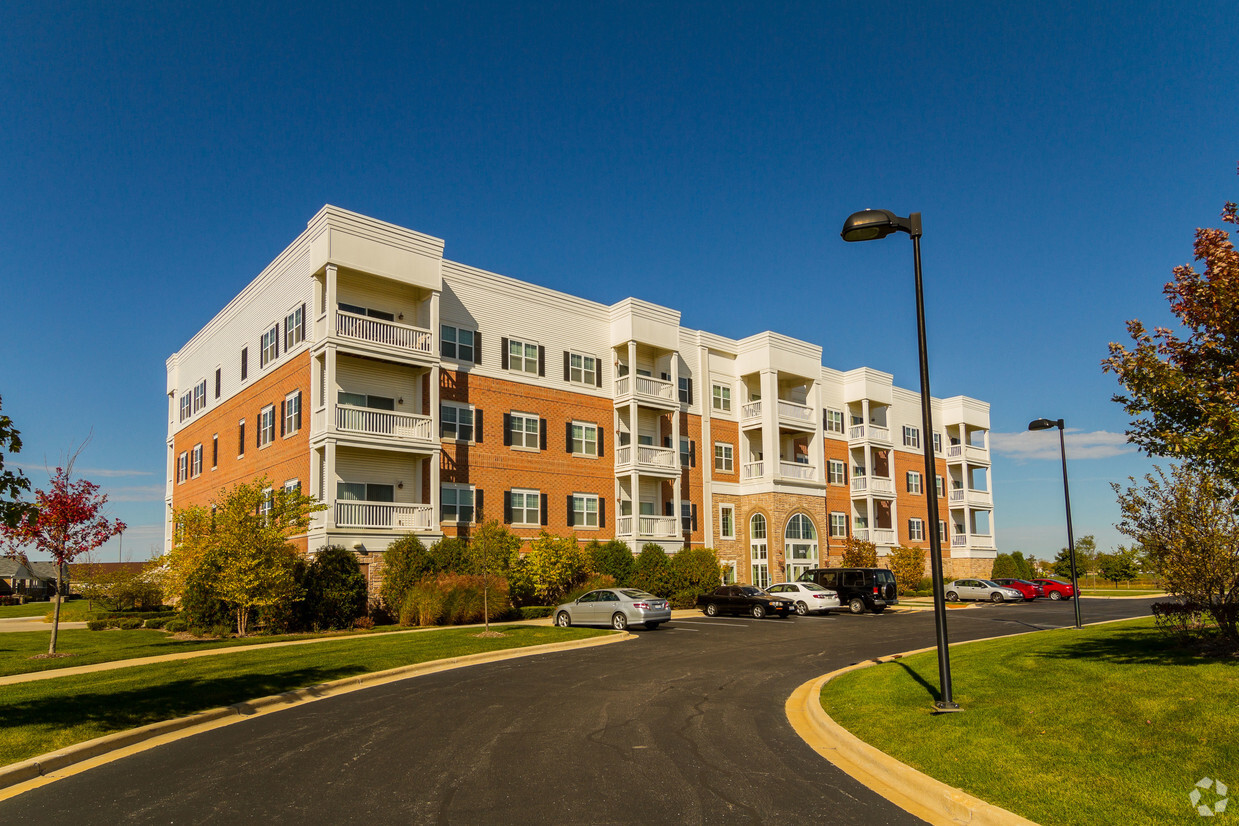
1 466 125 654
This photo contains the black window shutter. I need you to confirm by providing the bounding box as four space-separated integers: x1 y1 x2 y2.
501 337 509 369
215 369 221 399
565 421 573 453
239 422 244 454
690 441 696 467
503 491 512 524
300 303 306 332
540 493 548 526
595 361 602 388
257 415 261 448
691 504 698 532
296 393 302 430
473 332 480 364
503 413 512 446
280 401 286 436
539 418 547 451
687 378 693 404
599 497 606 528
475 489 484 520
565 495 575 527
474 408 483 443
273 330 279 359
597 427 604 457
538 345 546 377
563 351 571 382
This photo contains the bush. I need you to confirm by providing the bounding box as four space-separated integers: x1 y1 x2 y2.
429 537 470 575
525 532 590 603
669 547 721 597
1152 601 1215 643
634 544 672 597
115 617 143 630
518 606 553 619
180 571 232 632
86 619 109 631
143 617 169 629
841 537 879 568
506 552 536 607
352 615 375 630
562 575 618 604
888 545 927 595
380 534 434 615
164 616 189 633
304 545 368 630
669 589 700 609
400 574 511 626
589 539 636 586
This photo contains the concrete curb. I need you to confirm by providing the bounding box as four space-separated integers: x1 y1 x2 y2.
0 631 630 797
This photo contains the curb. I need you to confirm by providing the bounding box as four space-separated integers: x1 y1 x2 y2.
0 631 630 797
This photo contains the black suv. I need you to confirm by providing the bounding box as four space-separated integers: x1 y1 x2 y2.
797 568 898 614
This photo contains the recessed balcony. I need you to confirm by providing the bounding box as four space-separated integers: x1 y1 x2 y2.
849 423 892 443
313 405 435 450
952 533 995 549
949 489 993 507
851 476 895 496
777 400 814 429
614 374 676 410
615 514 679 540
779 461 817 482
335 501 434 531
334 310 433 358
742 461 765 480
946 443 989 464
615 444 679 477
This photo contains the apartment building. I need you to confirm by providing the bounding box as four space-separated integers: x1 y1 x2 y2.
165 206 997 593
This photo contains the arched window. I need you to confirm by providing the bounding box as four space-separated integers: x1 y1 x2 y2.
749 514 769 587
784 513 819 581
786 513 817 541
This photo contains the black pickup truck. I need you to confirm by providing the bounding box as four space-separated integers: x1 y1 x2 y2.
696 585 795 619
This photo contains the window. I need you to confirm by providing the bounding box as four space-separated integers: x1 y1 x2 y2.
339 302 394 321
212 435 218 469
829 512 848 538
176 452 188 483
191 444 203 478
903 426 920 448
508 412 540 450
260 325 279 368
824 408 844 434
906 471 922 494
442 485 475 523
284 305 305 350
238 419 245 457
240 347 248 381
714 443 734 472
509 489 540 525
750 514 768 588
939 520 948 541
570 422 597 456
179 392 191 422
193 380 206 413
719 504 735 539
507 338 539 374
567 352 597 386
214 368 221 399
908 518 925 542
932 432 942 454
681 501 697 532
259 488 274 519
572 494 599 528
679 377 693 404
258 405 275 447
827 459 846 485
283 391 302 436
936 475 945 497
338 482 394 502
441 325 475 363
441 403 475 441
338 391 395 411
712 383 731 412
680 438 693 467
786 513 817 541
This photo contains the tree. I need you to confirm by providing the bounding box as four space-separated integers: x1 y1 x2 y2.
0 396 35 529
668 547 721 606
841 536 878 568
164 477 324 636
380 534 433 614
991 552 1018 579
467 521 520 632
888 544 926 595
1009 551 1035 580
304 546 368 630
0 464 125 654
1097 546 1141 588
588 539 636 586
429 536 470 574
1104 170 1239 486
633 543 673 597
1113 464 1239 646
524 531 589 603
1052 535 1097 579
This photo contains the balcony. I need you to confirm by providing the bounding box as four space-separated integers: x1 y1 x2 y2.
946 443 989 464
335 310 433 357
849 423 892 443
777 400 814 429
615 444 679 477
313 405 435 450
615 514 679 540
951 534 995 549
742 461 764 480
949 489 993 507
614 374 676 409
335 501 434 531
872 528 895 545
851 476 895 496
779 461 817 482
741 400 763 425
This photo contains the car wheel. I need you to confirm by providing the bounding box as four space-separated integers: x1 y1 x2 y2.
945 591 959 602
704 603 719 617
751 604 767 619
848 597 865 615
991 592 1004 603
611 612 629 631
795 601 809 616
554 611 571 628
644 621 662 630
1049 591 1063 600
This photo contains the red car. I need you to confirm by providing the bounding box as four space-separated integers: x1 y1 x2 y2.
992 578 1041 600
1032 578 1076 600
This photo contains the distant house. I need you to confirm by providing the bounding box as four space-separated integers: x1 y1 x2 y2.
67 561 146 596
0 559 58 600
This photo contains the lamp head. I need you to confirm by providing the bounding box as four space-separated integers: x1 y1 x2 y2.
1027 418 1063 431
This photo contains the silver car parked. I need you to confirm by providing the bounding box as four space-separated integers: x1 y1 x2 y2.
945 579 1024 603
553 588 671 630
766 582 842 615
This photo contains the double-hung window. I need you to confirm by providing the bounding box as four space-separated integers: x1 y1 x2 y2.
903 426 920 448
570 422 597 456
829 512 848 538
441 403 475 441
190 444 203 478
678 377 692 404
259 488 274 520
258 405 275 447
719 504 735 539
177 452 188 483
932 432 942 454
568 352 596 386
441 325 475 363
712 383 731 412
509 412 539 449
442 485 475 523
906 471 922 494
908 518 925 542
193 380 206 414
824 408 844 434
284 306 304 350
936 475 945 497
260 325 279 368
179 393 192 422
507 338 539 374
827 459 846 485
714 443 734 472
284 392 302 436
572 494 599 528
680 438 692 467
509 489 540 525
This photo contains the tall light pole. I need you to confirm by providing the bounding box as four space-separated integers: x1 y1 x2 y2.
842 209 959 712
1028 418 1082 628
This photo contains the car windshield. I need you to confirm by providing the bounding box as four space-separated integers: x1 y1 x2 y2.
619 589 657 600
980 580 1003 587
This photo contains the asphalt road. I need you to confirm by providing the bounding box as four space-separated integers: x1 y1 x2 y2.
2 598 1157 825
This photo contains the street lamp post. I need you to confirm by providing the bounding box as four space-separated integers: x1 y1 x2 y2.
1028 418 1082 628
841 209 959 712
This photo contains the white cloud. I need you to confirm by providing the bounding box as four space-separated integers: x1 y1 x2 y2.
13 464 155 479
989 429 1135 462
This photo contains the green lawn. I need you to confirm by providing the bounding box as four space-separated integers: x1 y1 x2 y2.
1078 588 1163 597
0 602 58 619
0 601 101 621
0 625 608 767
822 619 1238 825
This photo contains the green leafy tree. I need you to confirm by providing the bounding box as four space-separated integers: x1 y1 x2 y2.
1104 170 1239 487
304 545 368 630
429 537 470 574
841 536 878 568
633 543 673 597
525 531 589 603
588 539 636 586
380 534 433 614
0 396 35 529
467 520 520 632
1114 464 1239 645
990 552 1018 579
888 544 927 595
1053 535 1097 578
1097 546 1141 588
669 547 721 606
1010 551 1035 580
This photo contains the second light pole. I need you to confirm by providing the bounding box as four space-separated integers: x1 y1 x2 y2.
1028 417 1082 628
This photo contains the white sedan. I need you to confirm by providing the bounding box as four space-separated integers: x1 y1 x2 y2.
766 582 841 615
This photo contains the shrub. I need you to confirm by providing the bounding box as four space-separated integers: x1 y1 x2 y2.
506 552 536 607
841 537 879 568
1152 601 1214 643
634 544 672 597
143 617 169 629
400 574 510 626
669 547 721 597
180 571 232 632
352 615 375 630
525 532 590 603
380 534 434 615
429 537 470 574
991 553 1019 579
562 575 618 604
304 545 368 630
115 617 143 630
589 539 636 586
86 619 109 631
888 545 927 595
670 589 700 609
164 616 189 633
519 606 553 619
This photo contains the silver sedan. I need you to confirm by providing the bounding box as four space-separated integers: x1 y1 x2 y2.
553 588 672 630
945 579 1025 603
766 581 841 615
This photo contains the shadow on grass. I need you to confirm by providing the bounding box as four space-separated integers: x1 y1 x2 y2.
1033 626 1238 667
894 660 941 702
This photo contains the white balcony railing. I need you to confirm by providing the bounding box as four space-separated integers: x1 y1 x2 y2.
614 375 675 403
777 400 814 425
742 461 764 480
853 529 869 541
615 444 677 471
849 423 891 442
872 529 895 545
951 535 966 547
951 533 995 549
336 311 433 354
616 514 679 539
949 489 993 507
741 400 763 420
779 461 817 481
335 501 433 530
947 444 989 463
334 405 432 442
851 476 894 494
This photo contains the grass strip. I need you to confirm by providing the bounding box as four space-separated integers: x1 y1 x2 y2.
0 625 607 768
821 618 1238 825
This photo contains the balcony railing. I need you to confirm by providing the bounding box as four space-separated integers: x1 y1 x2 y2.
615 514 679 539
872 528 895 545
849 423 891 442
777 400 814 425
946 443 989 463
851 476 894 494
614 374 675 404
742 461 764 480
335 501 433 530
336 311 432 355
741 400 762 420
949 489 993 507
779 461 817 481
615 444 678 471
853 529 869 541
334 405 432 442
951 533 995 549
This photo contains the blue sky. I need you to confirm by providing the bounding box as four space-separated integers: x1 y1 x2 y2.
2 2 1235 563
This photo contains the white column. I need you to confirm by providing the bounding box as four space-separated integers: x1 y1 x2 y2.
810 377 823 481
699 343 713 547
325 441 337 529
671 348 682 537
325 264 338 336
760 369 777 480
